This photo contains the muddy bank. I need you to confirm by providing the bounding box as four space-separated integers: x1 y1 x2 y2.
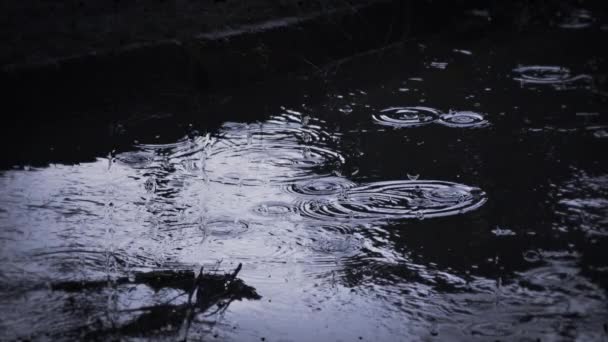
1 0 528 123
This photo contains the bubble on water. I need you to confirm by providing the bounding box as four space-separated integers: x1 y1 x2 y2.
512 66 592 89
284 177 357 197
297 180 487 221
437 111 489 128
372 106 441 128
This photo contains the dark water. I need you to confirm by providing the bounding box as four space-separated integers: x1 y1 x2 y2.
2 9 608 342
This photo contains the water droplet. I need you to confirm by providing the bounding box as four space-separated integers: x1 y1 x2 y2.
200 150 208 172
107 151 114 170
301 115 310 127
246 124 254 145
407 173 420 181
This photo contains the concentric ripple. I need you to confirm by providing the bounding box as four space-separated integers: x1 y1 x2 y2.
252 201 297 217
297 180 487 221
438 111 489 128
372 106 441 127
512 66 591 87
219 112 330 144
308 235 361 255
206 142 345 185
283 176 356 196
205 218 250 237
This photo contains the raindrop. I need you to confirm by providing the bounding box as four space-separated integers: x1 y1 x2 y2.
246 125 253 145
200 149 208 172
407 173 420 181
107 151 115 170
301 115 310 127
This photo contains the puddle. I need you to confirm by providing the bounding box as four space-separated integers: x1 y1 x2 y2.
1 5 608 341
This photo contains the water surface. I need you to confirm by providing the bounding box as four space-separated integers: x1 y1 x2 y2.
1 7 608 341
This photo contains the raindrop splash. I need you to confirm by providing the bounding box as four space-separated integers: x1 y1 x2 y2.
438 111 489 128
297 180 487 221
284 177 357 196
372 107 441 127
512 66 592 89
252 201 297 217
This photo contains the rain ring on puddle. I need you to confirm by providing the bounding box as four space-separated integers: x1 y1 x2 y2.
283 176 357 196
297 180 487 221
512 65 592 88
438 111 489 128
372 106 441 127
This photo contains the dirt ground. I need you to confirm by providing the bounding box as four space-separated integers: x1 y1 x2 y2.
0 0 376 67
